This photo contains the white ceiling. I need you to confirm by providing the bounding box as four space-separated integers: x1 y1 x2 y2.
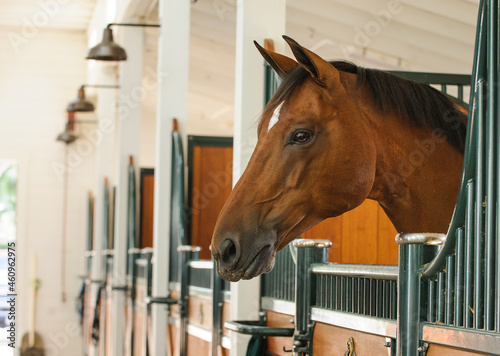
1 0 480 135
184 0 479 134
0 0 96 30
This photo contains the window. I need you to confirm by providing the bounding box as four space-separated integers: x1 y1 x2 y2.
0 160 17 355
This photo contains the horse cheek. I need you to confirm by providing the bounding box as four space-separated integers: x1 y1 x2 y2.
285 160 306 189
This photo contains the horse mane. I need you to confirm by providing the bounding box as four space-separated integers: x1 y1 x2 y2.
263 61 467 152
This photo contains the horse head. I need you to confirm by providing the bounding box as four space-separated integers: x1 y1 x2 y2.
211 36 379 282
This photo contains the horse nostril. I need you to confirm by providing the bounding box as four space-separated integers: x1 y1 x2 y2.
220 238 238 267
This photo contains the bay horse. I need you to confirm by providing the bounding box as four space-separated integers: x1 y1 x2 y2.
211 36 467 282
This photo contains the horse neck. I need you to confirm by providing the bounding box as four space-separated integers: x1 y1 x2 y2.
366 111 464 234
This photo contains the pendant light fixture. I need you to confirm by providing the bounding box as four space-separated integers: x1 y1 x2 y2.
56 112 78 144
67 86 95 112
56 123 78 144
56 111 98 144
86 23 160 61
66 84 120 112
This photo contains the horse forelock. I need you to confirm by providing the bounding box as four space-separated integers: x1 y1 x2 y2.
261 61 467 153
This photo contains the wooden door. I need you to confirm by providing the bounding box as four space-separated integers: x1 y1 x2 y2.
140 168 155 248
188 136 233 260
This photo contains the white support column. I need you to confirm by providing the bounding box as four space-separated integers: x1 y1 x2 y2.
151 1 190 356
231 1 286 355
111 23 144 356
90 66 118 356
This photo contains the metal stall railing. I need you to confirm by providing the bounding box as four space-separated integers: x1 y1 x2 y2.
395 0 500 354
80 193 94 356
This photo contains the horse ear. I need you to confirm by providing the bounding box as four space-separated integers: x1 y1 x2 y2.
254 40 298 79
282 35 339 85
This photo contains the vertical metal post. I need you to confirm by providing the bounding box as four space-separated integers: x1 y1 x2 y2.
293 239 331 355
474 79 486 331
396 233 445 356
484 0 498 332
142 248 154 356
126 248 141 355
436 272 445 323
455 228 465 327
427 280 436 323
445 255 455 325
465 179 475 328
177 245 201 356
211 264 223 356
397 243 423 356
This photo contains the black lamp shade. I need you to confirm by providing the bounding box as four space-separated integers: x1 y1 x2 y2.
67 87 95 112
86 28 127 61
56 125 78 144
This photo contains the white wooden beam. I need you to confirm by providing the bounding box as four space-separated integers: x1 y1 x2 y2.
231 1 286 355
111 22 143 356
151 0 191 355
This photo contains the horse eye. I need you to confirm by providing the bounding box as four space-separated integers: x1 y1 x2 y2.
292 131 312 144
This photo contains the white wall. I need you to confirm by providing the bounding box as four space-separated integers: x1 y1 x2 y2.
0 28 92 356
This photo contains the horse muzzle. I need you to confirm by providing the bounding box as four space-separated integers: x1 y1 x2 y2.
211 232 276 282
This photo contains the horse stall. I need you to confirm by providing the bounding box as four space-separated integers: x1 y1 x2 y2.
81 178 114 356
221 1 500 355
120 122 234 356
81 194 94 356
163 135 233 356
129 168 155 356
81 156 153 356
235 69 473 356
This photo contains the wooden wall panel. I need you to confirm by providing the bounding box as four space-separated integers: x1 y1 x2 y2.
341 200 379 264
167 324 179 356
187 334 210 356
188 295 213 330
140 170 155 248
222 302 231 338
303 200 398 265
266 311 294 356
133 305 146 356
426 344 490 356
190 145 233 259
376 205 399 264
124 304 131 356
312 323 391 355
302 216 342 262
133 279 147 356
105 293 113 356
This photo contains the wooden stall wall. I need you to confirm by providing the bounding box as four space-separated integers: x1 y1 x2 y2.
188 136 233 259
140 168 155 249
302 200 398 265
185 136 233 356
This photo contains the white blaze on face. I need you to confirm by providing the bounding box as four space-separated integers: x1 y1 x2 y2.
267 101 284 132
